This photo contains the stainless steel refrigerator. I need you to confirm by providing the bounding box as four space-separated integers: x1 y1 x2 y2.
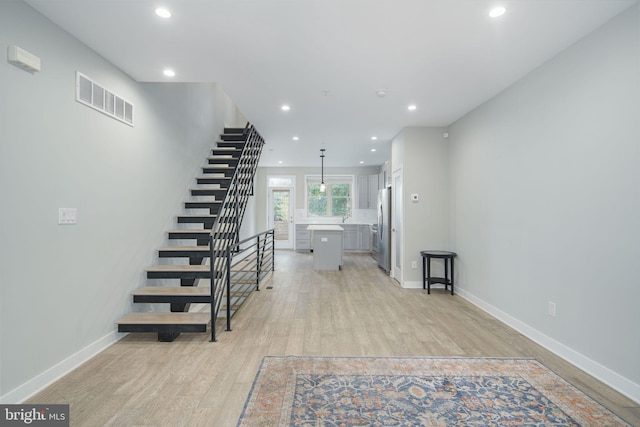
377 188 391 273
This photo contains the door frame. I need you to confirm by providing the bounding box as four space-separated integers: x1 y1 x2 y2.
266 177 296 249
391 168 402 283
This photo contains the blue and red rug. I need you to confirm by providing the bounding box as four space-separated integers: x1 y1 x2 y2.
237 357 629 426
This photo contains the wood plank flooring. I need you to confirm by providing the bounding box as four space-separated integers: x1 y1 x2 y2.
29 251 640 426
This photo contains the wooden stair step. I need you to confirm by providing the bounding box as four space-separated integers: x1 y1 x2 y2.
223 127 246 134
201 167 234 177
132 286 211 303
184 200 222 210
146 265 215 279
167 229 211 240
116 313 210 333
191 188 227 196
196 176 231 184
219 134 246 142
211 148 242 156
177 214 217 224
208 157 239 165
158 246 210 258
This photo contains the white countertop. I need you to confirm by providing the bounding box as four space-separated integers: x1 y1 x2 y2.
306 225 344 231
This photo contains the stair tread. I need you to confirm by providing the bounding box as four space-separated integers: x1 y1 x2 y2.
132 286 211 296
116 312 210 325
146 265 210 272
177 214 217 218
167 229 211 233
158 246 209 251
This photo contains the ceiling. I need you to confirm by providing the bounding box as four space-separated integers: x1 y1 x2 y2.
25 0 637 167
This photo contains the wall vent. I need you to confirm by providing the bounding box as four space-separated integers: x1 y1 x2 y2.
76 72 133 126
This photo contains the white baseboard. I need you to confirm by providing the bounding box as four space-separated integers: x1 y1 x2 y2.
0 330 126 404
455 287 640 405
401 280 423 289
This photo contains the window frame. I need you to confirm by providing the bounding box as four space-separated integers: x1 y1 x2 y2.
305 175 354 218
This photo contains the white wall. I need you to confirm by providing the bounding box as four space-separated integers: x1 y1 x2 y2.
448 5 640 399
0 0 230 401
394 127 450 286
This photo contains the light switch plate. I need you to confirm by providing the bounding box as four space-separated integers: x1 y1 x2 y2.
59 208 77 225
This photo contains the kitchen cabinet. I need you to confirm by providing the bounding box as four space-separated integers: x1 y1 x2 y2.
357 174 379 209
297 223 373 253
359 225 371 251
308 225 343 270
295 224 311 252
342 224 360 250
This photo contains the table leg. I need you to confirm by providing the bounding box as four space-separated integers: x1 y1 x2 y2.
422 256 426 290
450 257 455 295
444 258 449 291
426 256 431 294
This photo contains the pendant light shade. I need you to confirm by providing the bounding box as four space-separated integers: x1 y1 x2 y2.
320 149 326 193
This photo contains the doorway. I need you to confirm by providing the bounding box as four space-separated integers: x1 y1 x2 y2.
268 188 293 249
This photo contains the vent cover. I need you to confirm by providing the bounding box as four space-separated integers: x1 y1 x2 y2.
76 72 133 126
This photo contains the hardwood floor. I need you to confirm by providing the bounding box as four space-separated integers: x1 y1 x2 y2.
30 251 639 426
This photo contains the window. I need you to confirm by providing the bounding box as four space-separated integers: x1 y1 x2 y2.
306 176 353 217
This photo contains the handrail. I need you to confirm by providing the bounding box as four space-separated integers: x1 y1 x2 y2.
209 124 265 341
224 228 275 331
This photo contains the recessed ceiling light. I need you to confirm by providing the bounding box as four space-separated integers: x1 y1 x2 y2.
371 148 377 152
360 161 365 164
163 69 175 77
155 8 172 18
278 160 283 164
371 136 378 141
489 7 506 18
281 105 290 111
408 104 417 111
292 136 299 141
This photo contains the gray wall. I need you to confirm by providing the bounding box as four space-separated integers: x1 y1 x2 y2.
0 0 231 401
448 5 640 394
391 127 449 285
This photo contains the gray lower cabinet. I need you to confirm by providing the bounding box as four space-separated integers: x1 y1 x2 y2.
359 225 371 251
343 225 359 250
296 225 311 252
297 224 373 252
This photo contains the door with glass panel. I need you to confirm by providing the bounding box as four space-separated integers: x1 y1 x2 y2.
269 188 293 249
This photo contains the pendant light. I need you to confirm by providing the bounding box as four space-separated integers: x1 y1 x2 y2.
319 149 326 193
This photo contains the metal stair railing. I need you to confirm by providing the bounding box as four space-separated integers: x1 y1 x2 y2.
223 228 275 332
209 124 265 341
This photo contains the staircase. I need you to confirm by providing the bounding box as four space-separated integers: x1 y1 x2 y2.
116 124 267 342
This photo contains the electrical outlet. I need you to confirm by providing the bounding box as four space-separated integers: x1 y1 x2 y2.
548 301 556 317
58 208 77 225
411 260 417 269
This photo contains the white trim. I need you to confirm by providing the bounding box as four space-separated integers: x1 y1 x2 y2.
0 329 126 404
455 287 640 404
401 280 422 289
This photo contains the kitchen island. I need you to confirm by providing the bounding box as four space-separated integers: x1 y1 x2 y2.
307 225 344 270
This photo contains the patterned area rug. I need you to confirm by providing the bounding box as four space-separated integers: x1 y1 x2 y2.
237 357 629 426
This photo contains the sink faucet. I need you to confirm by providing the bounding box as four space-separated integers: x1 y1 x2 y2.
342 216 349 223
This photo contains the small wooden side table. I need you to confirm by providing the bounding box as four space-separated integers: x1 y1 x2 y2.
421 250 457 295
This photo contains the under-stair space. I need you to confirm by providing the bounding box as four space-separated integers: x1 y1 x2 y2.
116 125 273 342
